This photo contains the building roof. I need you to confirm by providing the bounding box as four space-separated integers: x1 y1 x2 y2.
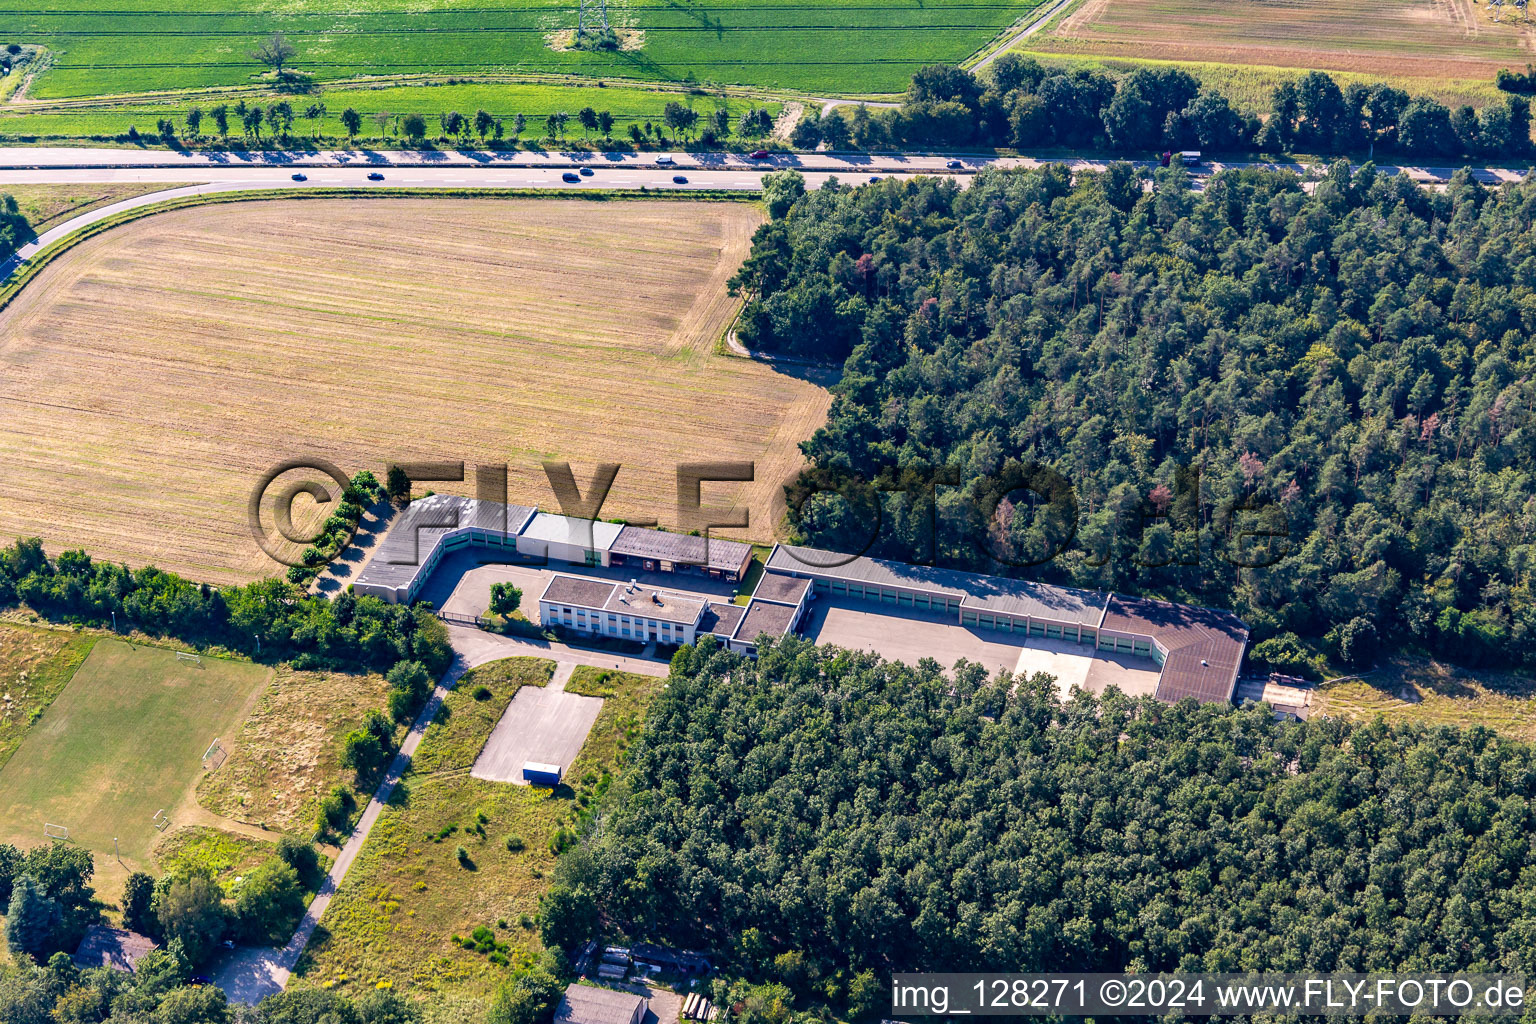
603 582 705 626
750 572 811 606
733 599 798 646
73 926 157 974
1101 595 1250 703
767 544 1108 626
542 575 619 610
520 513 624 552
700 601 746 638
555 984 647 1024
610 526 753 574
356 495 536 593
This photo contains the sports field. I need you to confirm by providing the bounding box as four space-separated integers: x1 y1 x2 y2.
10 0 1038 100
0 640 273 877
1034 0 1535 84
0 197 830 584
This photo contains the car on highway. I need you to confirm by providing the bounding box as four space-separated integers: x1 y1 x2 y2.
946 160 964 170
291 172 307 181
749 150 770 160
580 167 595 176
672 175 689 184
562 172 581 182
367 171 385 180
655 155 675 166
868 175 881 183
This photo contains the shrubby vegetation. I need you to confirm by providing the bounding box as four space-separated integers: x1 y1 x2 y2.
550 637 1536 1017
732 162 1536 668
809 61 1533 160
0 192 30 263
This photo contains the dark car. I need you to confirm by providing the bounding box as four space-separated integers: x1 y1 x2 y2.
945 160 964 169
672 175 688 184
579 166 595 177
562 171 581 182
749 149 770 159
367 171 385 180
868 175 881 183
291 172 307 181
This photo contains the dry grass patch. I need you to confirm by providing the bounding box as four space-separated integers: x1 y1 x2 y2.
1320 656 1536 739
295 659 660 1003
0 623 94 772
0 197 831 585
196 665 393 836
3 183 184 235
1035 0 1536 88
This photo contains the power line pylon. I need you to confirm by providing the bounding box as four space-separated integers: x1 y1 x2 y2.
578 0 609 37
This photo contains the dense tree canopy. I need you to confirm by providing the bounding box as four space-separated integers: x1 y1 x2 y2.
733 163 1536 667
821 62 1533 161
558 638 1536 1009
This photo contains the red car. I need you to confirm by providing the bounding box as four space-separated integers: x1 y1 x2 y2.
748 150 770 160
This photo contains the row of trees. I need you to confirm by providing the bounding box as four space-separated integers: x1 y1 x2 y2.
0 534 452 676
553 637 1536 1014
0 192 30 263
730 162 1536 668
792 60 1534 160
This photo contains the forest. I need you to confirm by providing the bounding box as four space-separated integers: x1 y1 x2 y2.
731 162 1536 668
545 638 1536 1019
800 61 1534 162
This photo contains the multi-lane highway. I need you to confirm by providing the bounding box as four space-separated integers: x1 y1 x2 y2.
1 145 1531 279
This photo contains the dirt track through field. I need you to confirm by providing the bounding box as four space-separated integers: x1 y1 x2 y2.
0 198 831 584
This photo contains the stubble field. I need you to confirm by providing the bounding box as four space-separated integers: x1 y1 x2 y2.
1034 0 1535 84
0 196 830 585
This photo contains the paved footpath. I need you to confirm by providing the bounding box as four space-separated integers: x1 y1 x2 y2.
208 627 667 1004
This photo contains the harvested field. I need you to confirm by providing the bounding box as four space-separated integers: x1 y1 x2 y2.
1035 0 1536 84
0 198 832 585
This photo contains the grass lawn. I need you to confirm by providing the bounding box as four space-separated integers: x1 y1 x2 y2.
0 639 272 874
15 1 1034 100
295 659 662 1004
0 623 96 772
1 183 187 234
1320 656 1536 740
197 665 393 836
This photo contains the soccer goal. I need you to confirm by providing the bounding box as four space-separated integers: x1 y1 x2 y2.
176 651 203 667
151 809 170 832
202 738 227 771
43 823 68 841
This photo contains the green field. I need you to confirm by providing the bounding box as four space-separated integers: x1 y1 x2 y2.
0 640 273 873
0 80 780 142
296 659 660 1004
9 0 1035 100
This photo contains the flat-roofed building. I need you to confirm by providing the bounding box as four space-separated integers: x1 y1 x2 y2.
540 575 707 646
608 526 753 581
354 495 536 604
765 543 1247 704
728 571 814 655
516 512 624 567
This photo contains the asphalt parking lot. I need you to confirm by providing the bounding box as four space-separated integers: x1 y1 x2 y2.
471 663 605 785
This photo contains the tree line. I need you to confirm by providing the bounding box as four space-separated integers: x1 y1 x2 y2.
546 637 1536 1021
0 192 30 263
731 162 1536 669
793 61 1534 161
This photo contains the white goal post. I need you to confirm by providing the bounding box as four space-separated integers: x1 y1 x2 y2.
202 738 227 771
176 651 203 666
152 809 170 832
43 823 68 841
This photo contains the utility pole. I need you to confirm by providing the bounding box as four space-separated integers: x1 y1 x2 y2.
578 0 609 38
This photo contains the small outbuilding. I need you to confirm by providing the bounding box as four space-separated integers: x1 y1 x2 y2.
73 925 157 974
555 984 648 1024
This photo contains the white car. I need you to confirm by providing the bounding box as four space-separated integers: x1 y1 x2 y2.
655 155 675 166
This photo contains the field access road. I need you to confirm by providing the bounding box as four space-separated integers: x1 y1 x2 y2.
207 625 666 1004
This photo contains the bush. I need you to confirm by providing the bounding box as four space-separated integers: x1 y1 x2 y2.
505 835 525 853
472 685 492 701
233 861 305 944
275 836 321 885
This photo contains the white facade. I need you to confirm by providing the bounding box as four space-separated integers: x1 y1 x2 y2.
515 513 623 567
